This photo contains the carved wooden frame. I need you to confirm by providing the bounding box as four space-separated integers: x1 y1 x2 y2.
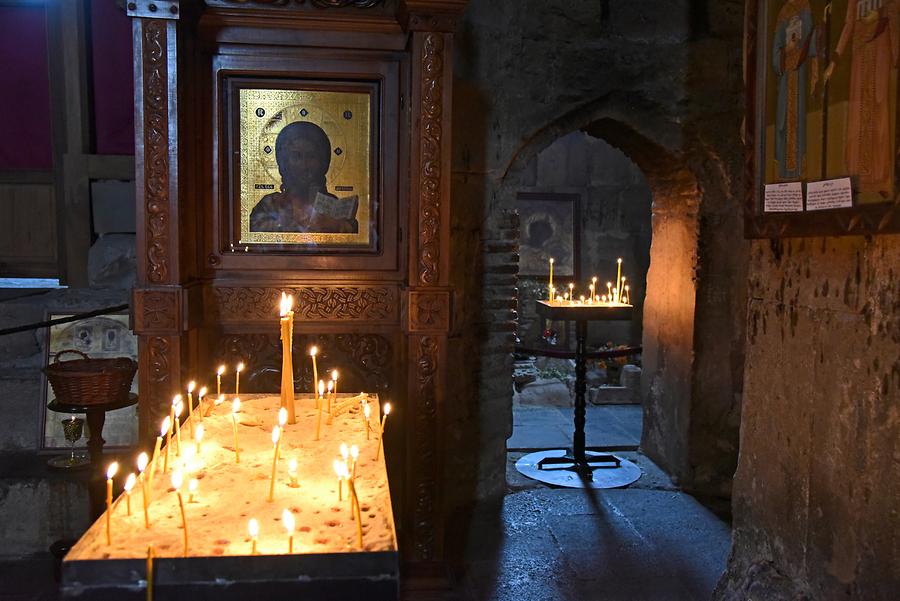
744 0 900 238
129 0 466 579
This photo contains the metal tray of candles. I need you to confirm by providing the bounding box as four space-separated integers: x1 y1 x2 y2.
61 391 398 601
535 300 633 322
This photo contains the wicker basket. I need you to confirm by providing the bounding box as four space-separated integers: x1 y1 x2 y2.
45 350 137 406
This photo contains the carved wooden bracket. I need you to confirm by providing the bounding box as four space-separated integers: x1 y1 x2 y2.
133 288 181 333
407 289 451 333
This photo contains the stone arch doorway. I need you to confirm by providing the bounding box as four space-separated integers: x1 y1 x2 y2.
500 112 705 491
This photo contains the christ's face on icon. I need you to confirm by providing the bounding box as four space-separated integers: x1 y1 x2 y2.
279 136 328 192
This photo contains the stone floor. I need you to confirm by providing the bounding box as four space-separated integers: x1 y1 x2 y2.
446 452 732 601
508 379 642 450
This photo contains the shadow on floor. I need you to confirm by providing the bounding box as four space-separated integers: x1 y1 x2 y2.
447 452 731 601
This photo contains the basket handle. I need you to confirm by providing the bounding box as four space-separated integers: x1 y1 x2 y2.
54 349 90 363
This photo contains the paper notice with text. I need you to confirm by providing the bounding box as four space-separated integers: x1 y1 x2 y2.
764 182 803 212
806 178 853 211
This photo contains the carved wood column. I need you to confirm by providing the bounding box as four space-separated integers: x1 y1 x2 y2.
405 7 458 568
129 0 187 440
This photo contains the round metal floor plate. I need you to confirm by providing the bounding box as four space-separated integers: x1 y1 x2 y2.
515 450 642 489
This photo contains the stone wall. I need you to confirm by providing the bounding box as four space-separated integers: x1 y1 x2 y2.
447 0 748 522
716 236 900 600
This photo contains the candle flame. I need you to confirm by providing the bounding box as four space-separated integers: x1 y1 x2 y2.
217 365 226 376
216 394 224 406
188 381 195 393
137 452 149 472
384 403 392 416
249 518 259 538
350 445 359 460
282 509 295 533
309 346 318 357
172 394 181 406
549 257 554 264
232 398 241 413
161 417 171 437
174 401 183 417
272 426 281 445
327 380 334 393
617 257 623 264
188 478 198 493
331 369 338 381
592 276 597 283
171 469 183 490
198 386 207 398
364 405 371 418
107 462 119 480
340 443 349 459
236 362 244 372
124 473 136 492
195 424 204 443
288 458 297 476
333 459 344 477
278 407 288 427
318 380 325 395
279 291 294 317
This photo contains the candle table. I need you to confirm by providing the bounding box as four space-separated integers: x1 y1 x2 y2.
61 393 398 600
516 301 642 489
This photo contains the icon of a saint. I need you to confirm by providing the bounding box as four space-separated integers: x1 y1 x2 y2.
250 121 359 234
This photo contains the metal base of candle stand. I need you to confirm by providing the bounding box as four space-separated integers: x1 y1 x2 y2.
516 450 642 489
517 301 640 490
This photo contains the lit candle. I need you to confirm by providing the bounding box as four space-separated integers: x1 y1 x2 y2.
235 362 244 397
186 381 196 436
331 370 339 413
173 399 184 456
194 424 204 456
171 470 188 557
375 403 391 460
607 281 613 299
231 398 241 463
137 452 150 528
188 478 198 503
197 387 207 422
346 477 363 549
548 257 554 298
589 285 595 304
288 458 299 488
616 258 622 298
123 473 136 516
363 404 371 440
315 380 325 441
280 293 296 425
568 282 574 301
282 509 295 554
167 397 176 460
326 380 334 417
206 393 223 418
591 277 598 303
580 295 586 304
268 425 281 502
216 365 226 398
333 459 345 501
309 346 319 404
151 418 166 483
350 445 359 481
249 518 259 555
620 276 627 301
105 462 118 545
624 285 630 305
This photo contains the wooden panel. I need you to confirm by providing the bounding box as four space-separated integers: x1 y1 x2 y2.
0 182 57 277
